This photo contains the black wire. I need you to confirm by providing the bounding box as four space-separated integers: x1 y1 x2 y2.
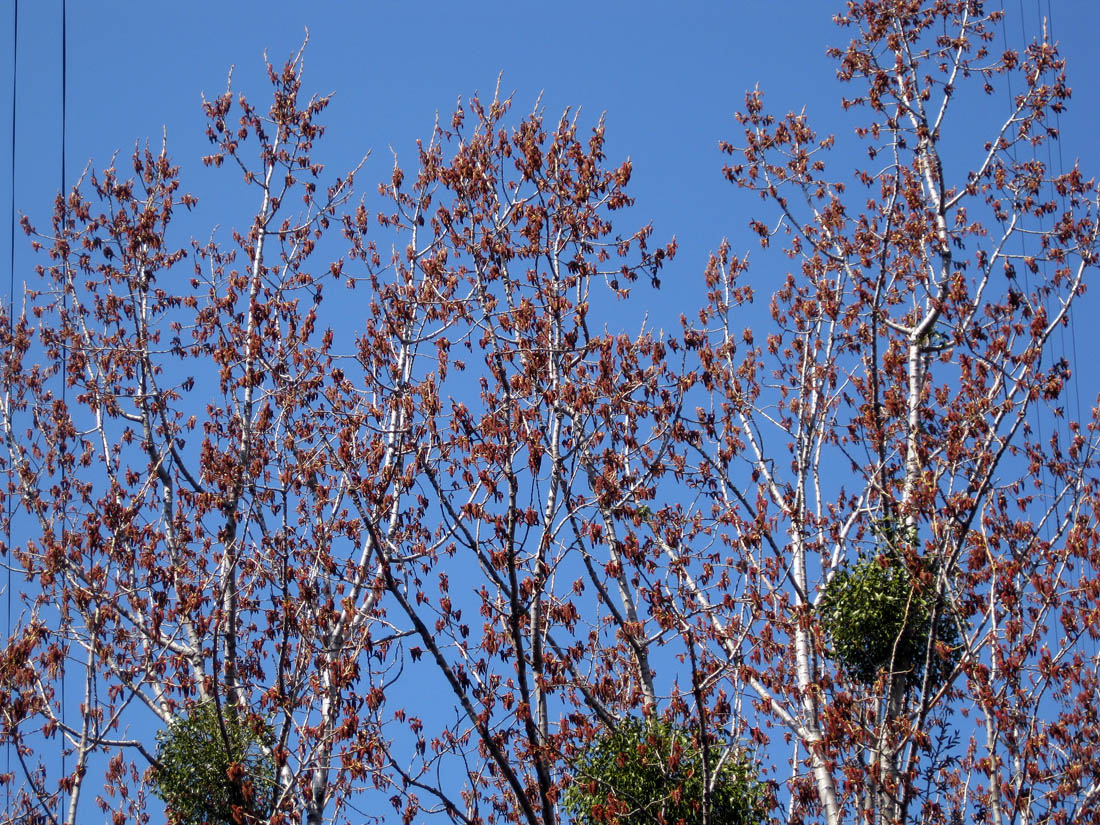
5 0 15 813
6 7 14 301
1001 0 1062 531
1042 0 1082 429
59 0 67 819
1026 0 1075 525
1013 2 1047 490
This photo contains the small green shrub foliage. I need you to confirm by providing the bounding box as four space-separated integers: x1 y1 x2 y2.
150 701 276 825
564 717 768 825
819 552 960 687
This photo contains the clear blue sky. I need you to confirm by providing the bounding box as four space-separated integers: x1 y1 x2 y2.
6 1 1100 330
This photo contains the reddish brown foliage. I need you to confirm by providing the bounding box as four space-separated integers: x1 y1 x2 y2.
2 5 1100 825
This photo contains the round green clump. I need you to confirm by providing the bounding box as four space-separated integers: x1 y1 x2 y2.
818 553 960 687
150 700 276 825
564 717 769 825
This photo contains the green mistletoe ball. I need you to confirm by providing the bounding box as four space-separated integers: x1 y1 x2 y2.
150 701 276 825
564 717 769 825
819 553 960 687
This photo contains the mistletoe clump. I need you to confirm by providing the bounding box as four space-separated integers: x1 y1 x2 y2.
564 717 769 825
150 701 276 825
819 552 960 688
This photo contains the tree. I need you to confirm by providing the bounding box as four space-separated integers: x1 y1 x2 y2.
666 3 1100 824
1 47 383 825
2 4 1099 825
0 45 676 825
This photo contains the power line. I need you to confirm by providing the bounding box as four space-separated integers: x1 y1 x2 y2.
998 0 1076 536
59 0 68 820
5 0 17 819
1040 0 1083 430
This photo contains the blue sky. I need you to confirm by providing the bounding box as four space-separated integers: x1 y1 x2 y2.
3 1 841 314
6 0 1098 333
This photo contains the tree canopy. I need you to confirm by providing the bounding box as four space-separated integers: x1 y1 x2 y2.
2 3 1099 825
